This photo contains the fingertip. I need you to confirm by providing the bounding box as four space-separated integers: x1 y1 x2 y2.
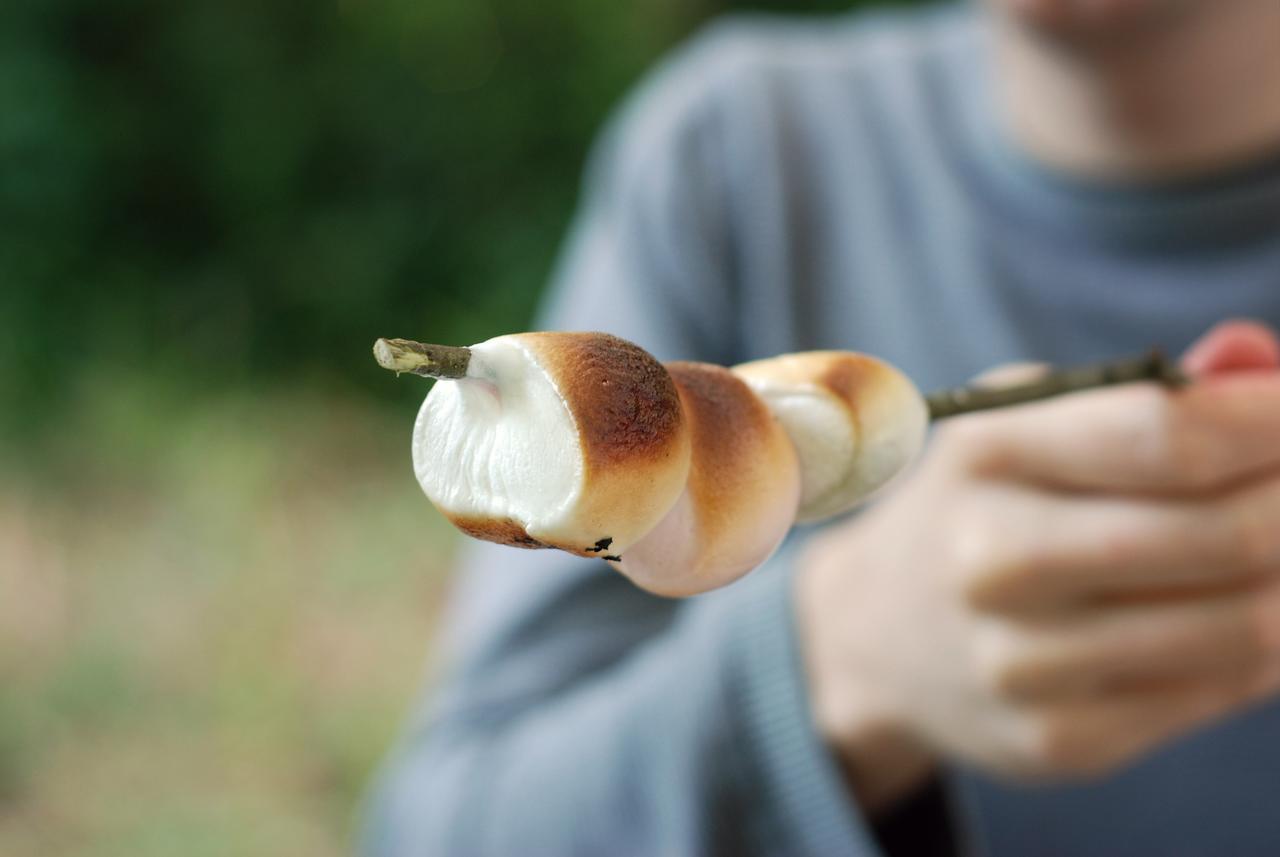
1180 320 1280 379
969 362 1053 389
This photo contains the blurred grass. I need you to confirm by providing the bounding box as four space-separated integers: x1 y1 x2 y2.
0 379 457 856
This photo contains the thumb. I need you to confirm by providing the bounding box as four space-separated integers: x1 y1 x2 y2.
969 361 1052 389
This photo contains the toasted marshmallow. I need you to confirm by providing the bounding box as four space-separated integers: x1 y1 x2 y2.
617 362 801 597
400 333 927 597
412 332 691 557
734 351 927 521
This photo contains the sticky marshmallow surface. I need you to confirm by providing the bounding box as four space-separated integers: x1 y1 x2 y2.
412 337 583 542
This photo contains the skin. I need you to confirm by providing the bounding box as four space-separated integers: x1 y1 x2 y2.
796 0 1280 814
798 322 1280 813
989 0 1280 179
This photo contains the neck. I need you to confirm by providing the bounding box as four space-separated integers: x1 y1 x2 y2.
994 1 1280 181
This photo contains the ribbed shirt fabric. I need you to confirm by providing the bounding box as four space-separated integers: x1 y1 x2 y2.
363 4 1280 855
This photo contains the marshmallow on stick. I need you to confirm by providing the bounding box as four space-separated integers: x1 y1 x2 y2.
374 332 927 596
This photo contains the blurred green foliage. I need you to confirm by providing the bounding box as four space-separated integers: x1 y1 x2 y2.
0 0 922 438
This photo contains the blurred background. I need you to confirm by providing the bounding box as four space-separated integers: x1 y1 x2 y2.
0 0 916 853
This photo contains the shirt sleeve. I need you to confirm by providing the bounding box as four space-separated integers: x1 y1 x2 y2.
359 23 884 857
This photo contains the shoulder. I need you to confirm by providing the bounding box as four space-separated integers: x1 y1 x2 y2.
697 6 970 73
597 5 982 177
647 6 979 116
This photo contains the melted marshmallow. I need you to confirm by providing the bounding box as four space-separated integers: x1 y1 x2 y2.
739 362 928 522
751 390 855 520
412 338 583 539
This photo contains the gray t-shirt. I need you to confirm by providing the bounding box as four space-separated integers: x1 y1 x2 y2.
363 5 1280 855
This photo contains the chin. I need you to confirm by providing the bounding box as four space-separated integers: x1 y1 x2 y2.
995 0 1197 41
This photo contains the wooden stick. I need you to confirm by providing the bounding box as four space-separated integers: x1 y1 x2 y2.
925 349 1188 421
373 338 472 380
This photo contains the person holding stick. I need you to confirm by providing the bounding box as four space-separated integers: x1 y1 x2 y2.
364 1 1280 854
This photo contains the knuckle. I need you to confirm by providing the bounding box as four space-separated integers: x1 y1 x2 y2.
947 513 996 595
1211 618 1268 676
972 629 1029 699
939 417 1008 476
1227 500 1279 578
1022 716 1113 779
1245 594 1280 662
960 551 1036 613
1023 716 1074 772
1261 588 1280 655
1233 667 1267 703
1093 526 1149 571
1166 422 1227 490
949 511 1031 611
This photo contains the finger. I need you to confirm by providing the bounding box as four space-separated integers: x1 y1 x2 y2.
980 584 1280 702
964 476 1280 610
1181 319 1280 378
1022 664 1280 779
945 371 1280 495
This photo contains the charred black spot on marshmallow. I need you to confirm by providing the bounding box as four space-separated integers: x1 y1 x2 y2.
603 555 622 563
585 537 614 553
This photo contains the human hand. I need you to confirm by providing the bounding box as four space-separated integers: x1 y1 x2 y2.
797 321 1280 812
